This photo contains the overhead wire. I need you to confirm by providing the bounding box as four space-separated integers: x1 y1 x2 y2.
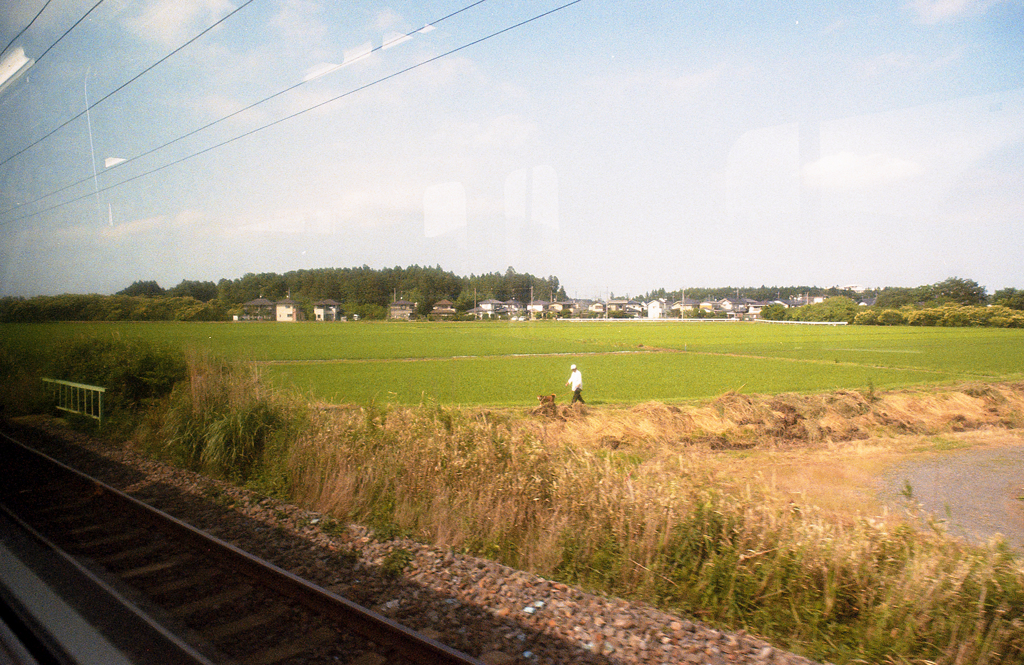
0 0 586 227
0 0 493 217
0 0 260 169
24 0 105 71
1 0 54 58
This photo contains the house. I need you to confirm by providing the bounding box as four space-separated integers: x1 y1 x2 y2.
504 300 526 318
671 299 699 316
736 298 768 319
527 300 549 318
276 298 304 322
607 299 642 317
389 300 416 320
606 299 629 315
314 299 340 321
549 301 580 316
477 299 505 319
589 301 607 316
646 298 668 319
431 299 457 318
241 297 275 321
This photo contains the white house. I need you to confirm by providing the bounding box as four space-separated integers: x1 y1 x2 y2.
314 299 340 321
527 300 549 318
646 298 668 319
276 298 304 322
477 299 505 318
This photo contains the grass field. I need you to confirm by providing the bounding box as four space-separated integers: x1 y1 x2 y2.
5 320 1023 405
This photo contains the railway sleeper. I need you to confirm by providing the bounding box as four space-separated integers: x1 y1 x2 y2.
169 584 253 618
118 553 194 580
200 605 291 641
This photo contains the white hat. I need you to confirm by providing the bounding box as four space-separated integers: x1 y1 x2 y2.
571 364 576 369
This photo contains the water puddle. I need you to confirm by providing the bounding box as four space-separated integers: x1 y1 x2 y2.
880 444 1024 550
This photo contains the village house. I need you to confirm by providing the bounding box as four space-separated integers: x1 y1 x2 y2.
548 301 578 316
505 300 526 318
527 300 549 318
672 298 700 316
314 299 340 321
607 299 643 317
646 298 668 319
737 298 767 319
241 297 275 321
476 299 505 319
389 300 416 320
431 299 457 318
589 301 606 316
276 297 304 322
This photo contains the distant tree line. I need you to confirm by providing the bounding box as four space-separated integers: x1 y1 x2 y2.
0 266 567 322
753 278 1023 327
639 285 869 304
0 294 226 323
2 272 1021 325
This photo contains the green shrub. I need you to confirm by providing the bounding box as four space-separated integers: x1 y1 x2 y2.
878 309 906 326
48 335 186 409
906 308 942 326
854 310 879 325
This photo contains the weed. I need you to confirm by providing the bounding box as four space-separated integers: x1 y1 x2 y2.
382 548 413 577
319 518 347 538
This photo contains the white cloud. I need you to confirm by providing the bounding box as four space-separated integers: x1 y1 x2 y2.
374 8 405 31
909 0 1003 23
122 0 237 47
803 151 922 189
270 0 327 44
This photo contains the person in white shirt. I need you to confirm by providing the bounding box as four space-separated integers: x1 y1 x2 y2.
565 364 584 405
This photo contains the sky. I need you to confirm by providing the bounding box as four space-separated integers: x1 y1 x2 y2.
0 0 1021 300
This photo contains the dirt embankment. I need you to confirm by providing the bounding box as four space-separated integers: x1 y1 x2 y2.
531 381 1024 450
530 382 1024 551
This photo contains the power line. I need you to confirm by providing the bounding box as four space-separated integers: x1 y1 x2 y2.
29 0 105 70
0 0 259 169
0 0 493 217
1 0 54 58
0 0 586 228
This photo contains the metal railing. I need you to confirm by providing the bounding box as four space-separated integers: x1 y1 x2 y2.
42 379 105 424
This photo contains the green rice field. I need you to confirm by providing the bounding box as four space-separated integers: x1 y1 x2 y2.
5 320 1023 406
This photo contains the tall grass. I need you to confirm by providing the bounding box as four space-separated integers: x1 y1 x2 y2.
279 388 1024 664
145 355 1024 662
155 351 297 485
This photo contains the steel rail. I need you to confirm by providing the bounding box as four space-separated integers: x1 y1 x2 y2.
0 431 486 665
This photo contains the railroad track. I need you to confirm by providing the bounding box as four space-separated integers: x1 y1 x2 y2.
0 432 485 665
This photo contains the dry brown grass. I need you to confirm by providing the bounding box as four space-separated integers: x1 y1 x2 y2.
274 382 1024 664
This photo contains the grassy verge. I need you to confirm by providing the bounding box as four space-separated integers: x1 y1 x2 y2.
8 343 1024 663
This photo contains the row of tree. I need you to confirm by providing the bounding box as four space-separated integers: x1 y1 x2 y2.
2 272 1021 324
0 266 567 322
0 295 227 323
643 278 1014 310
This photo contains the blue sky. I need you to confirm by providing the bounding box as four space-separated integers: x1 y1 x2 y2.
1 0 1021 299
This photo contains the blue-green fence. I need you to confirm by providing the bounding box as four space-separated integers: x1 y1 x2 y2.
42 378 105 424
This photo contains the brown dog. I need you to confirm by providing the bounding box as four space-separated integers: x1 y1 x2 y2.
537 394 556 405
